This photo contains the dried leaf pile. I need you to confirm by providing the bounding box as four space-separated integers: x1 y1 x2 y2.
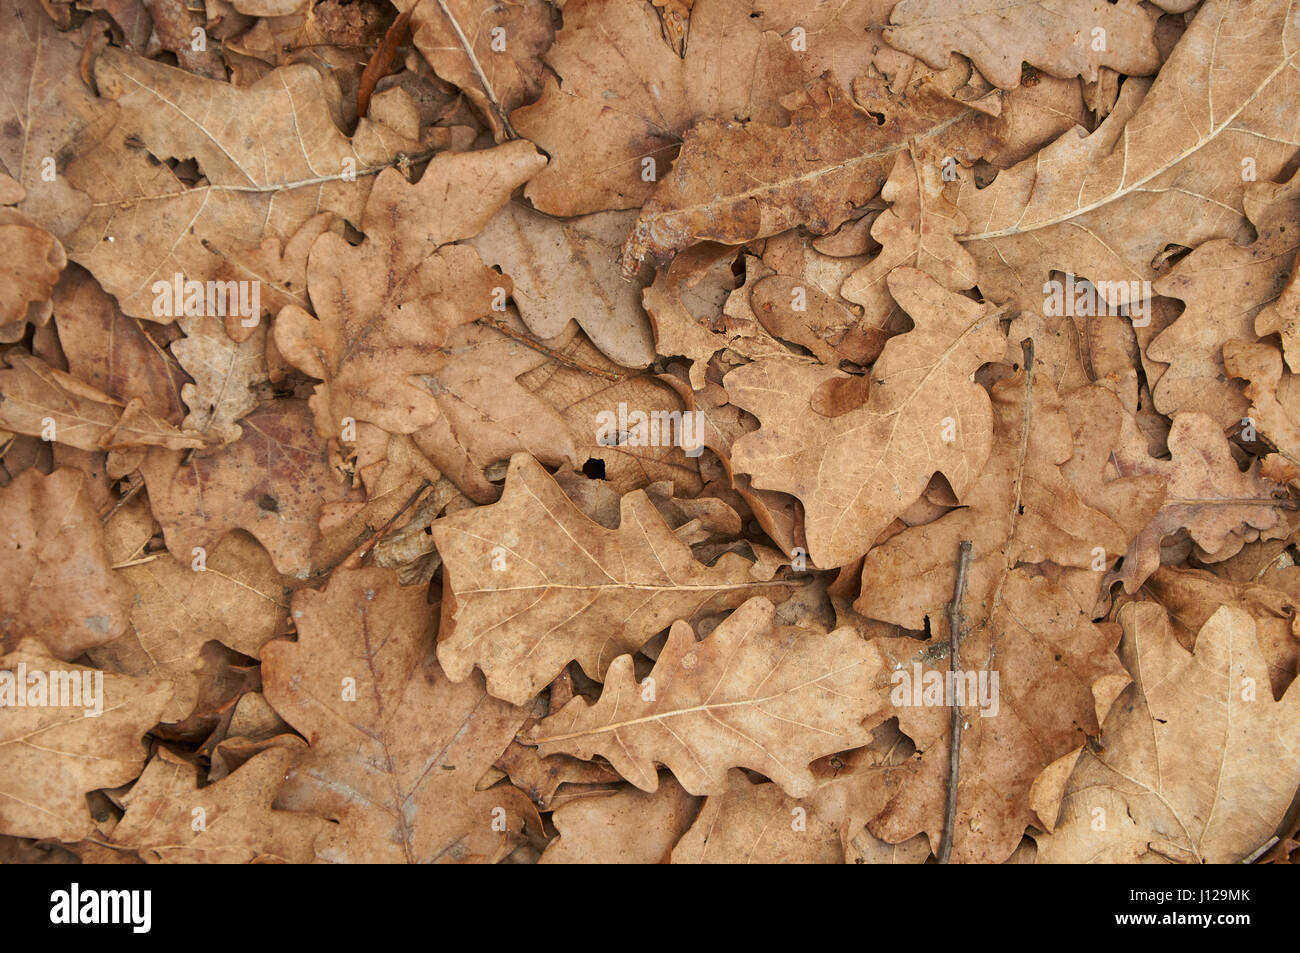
3 0 1300 865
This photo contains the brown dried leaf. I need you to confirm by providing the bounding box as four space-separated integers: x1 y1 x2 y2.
262 566 536 863
0 468 132 658
139 399 362 578
0 639 171 840
1035 602 1300 863
526 596 880 797
110 746 323 863
958 0 1300 316
620 77 1004 273
885 0 1160 90
274 141 546 443
432 452 790 704
725 268 1004 567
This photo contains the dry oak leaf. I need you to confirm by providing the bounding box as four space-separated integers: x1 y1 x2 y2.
110 747 324 863
526 596 881 798
0 351 204 452
0 468 132 659
511 0 802 216
641 243 749 391
0 639 172 841
0 0 108 236
725 268 1004 568
866 570 1131 864
1147 172 1300 427
1034 602 1300 864
750 0 918 95
432 452 790 705
1224 340 1300 483
956 0 1300 316
403 317 582 504
406 0 555 141
856 370 1131 630
517 331 709 498
1141 564 1300 700
1108 409 1286 593
885 0 1161 91
405 317 581 504
742 231 890 368
619 75 1005 274
63 47 427 322
95 532 289 724
840 150 978 340
0 208 67 343
274 140 546 443
172 314 271 447
670 769 844 863
803 730 923 864
1255 246 1300 372
262 566 535 863
138 399 363 578
539 774 702 864
469 203 656 368
52 265 188 427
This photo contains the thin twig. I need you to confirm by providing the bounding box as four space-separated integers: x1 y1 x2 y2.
1239 836 1278 864
355 478 433 563
111 553 163 570
434 0 519 139
939 539 974 865
477 316 624 381
100 475 145 524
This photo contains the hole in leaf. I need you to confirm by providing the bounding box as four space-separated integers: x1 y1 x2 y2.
582 458 606 480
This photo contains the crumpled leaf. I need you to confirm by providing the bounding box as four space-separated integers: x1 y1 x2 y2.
407 0 554 140
52 265 188 426
0 350 204 452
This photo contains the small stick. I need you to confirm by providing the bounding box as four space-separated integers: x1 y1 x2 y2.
939 539 974 864
1239 836 1279 864
434 0 519 139
353 478 432 564
100 475 145 524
